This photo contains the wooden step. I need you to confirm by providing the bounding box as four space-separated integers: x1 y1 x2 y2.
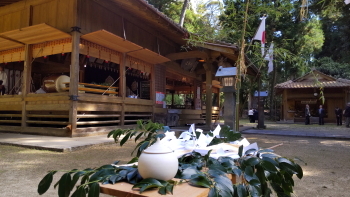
124 114 152 117
0 120 22 123
77 114 120 118
26 120 69 125
27 114 69 118
76 120 120 125
0 114 22 117
124 119 150 123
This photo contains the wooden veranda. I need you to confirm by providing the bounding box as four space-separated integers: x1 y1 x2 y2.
0 0 257 137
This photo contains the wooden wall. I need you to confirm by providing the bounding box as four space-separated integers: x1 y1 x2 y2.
0 0 75 34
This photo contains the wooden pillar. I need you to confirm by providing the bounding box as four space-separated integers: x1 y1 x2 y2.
69 30 80 136
204 61 213 127
21 44 33 129
283 89 288 121
119 53 127 126
151 64 156 122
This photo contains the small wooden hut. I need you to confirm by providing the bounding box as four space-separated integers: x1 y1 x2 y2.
0 0 257 137
275 70 350 123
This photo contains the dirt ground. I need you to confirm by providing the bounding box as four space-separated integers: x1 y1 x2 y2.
0 133 349 197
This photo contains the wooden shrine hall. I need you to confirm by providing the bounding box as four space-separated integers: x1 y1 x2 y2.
275 70 350 123
0 0 258 137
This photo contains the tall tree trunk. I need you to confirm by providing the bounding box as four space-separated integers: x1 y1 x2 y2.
179 0 189 27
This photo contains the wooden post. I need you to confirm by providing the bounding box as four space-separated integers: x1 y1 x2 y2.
204 61 213 127
283 89 288 121
119 53 126 126
151 64 156 122
21 44 33 129
69 30 80 137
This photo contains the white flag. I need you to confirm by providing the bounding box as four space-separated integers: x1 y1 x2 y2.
253 16 266 56
345 0 350 5
264 43 274 73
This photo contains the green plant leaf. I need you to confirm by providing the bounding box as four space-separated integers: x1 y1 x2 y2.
120 132 132 146
58 173 71 197
70 186 86 197
244 148 257 155
132 178 163 193
249 179 261 187
37 170 57 195
127 157 138 164
204 149 213 164
213 176 234 194
236 184 247 197
260 160 278 172
70 171 86 191
208 187 220 197
248 185 261 197
279 162 298 174
255 166 266 185
88 182 100 197
238 145 243 157
189 174 212 188
89 168 114 182
294 163 303 179
135 141 150 157
261 157 278 166
245 157 260 166
165 183 174 194
244 166 254 181
178 167 199 179
107 129 115 138
135 132 144 142
158 186 167 195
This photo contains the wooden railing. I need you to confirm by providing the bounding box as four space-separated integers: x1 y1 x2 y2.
63 82 119 95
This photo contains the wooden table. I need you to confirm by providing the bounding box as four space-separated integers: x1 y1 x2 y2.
100 180 209 197
100 174 236 197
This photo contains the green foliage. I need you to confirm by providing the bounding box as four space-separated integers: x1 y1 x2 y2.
176 147 303 197
209 125 242 146
38 164 143 197
107 120 165 157
311 57 350 79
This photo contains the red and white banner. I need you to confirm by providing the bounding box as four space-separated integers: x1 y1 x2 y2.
253 16 266 56
264 43 274 73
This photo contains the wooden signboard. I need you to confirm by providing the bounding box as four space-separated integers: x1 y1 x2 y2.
140 81 150 99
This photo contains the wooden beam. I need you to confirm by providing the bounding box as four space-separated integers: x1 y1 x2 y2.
163 61 199 80
166 51 209 61
202 43 238 54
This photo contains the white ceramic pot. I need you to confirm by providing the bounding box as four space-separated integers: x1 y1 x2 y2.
138 138 178 181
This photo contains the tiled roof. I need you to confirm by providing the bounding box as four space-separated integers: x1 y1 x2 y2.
275 79 350 88
275 70 350 89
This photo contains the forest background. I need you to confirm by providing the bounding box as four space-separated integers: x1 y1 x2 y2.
149 0 350 119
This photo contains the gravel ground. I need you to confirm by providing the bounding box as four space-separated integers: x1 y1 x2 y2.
0 124 349 197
